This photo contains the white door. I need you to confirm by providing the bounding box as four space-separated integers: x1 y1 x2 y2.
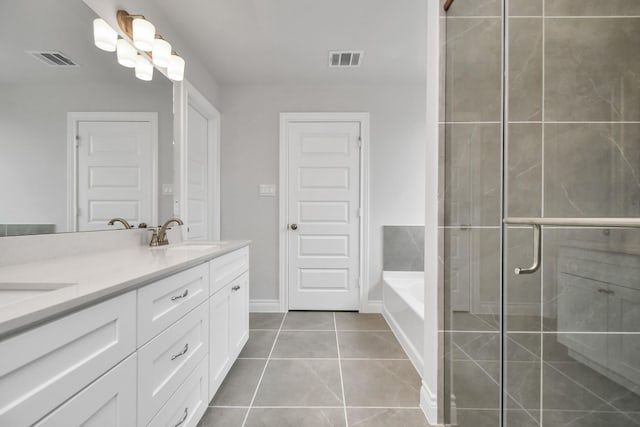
287 121 361 310
75 117 156 231
186 103 209 240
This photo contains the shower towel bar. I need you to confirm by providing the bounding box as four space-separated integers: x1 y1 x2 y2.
502 217 640 275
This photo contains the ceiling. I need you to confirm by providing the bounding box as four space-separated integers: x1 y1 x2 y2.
152 0 427 86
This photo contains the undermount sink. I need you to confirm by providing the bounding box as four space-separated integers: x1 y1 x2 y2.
0 282 76 307
165 242 220 251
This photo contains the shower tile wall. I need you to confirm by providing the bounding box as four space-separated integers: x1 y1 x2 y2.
383 226 425 271
443 1 640 426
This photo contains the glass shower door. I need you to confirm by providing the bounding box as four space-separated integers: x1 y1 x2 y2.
502 1 640 426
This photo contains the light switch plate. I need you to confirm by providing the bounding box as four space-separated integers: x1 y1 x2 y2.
259 184 276 197
162 184 174 195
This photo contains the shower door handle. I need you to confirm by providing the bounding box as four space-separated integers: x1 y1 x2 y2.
513 224 541 275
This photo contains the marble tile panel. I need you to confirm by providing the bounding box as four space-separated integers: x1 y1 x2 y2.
347 408 430 427
445 19 502 122
503 409 540 426
545 0 640 16
250 313 284 330
542 410 640 427
341 359 421 407
245 408 346 427
271 331 338 358
452 360 499 409
383 226 424 271
445 124 501 226
509 0 542 17
338 331 407 359
506 124 542 218
545 18 640 121
281 311 334 330
211 359 267 406
197 408 248 427
445 0 501 17
508 19 542 121
450 331 500 362
239 330 277 358
542 363 615 411
6 224 55 236
253 359 343 406
544 123 640 218
505 361 541 411
334 313 390 331
455 409 500 427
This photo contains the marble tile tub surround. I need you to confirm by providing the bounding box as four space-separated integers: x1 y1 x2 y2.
200 311 429 427
383 226 424 271
0 224 56 237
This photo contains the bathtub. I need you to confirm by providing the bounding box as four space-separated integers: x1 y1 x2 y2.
383 271 424 375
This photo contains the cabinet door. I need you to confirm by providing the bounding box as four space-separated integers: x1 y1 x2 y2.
608 284 640 386
229 272 250 358
34 354 137 427
0 291 136 426
209 286 231 401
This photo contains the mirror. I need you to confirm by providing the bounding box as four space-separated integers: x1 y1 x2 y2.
0 0 174 236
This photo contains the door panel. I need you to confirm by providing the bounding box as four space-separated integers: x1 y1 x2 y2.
287 121 361 310
186 104 209 240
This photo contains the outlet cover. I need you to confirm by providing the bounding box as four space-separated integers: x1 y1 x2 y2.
259 184 276 197
162 184 173 195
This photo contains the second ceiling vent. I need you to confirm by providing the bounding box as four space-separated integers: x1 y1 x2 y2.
329 51 363 68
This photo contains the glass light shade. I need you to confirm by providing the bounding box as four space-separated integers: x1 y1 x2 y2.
116 39 137 68
93 18 117 52
135 54 153 81
152 38 172 68
132 18 156 51
167 54 185 81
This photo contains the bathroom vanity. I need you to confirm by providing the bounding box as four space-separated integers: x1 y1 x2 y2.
0 235 249 426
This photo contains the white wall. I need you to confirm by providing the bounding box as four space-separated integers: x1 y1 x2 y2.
220 84 426 303
0 81 173 231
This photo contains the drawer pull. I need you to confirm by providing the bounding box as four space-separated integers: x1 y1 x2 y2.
174 407 188 427
170 343 189 361
598 288 614 295
171 289 189 301
232 285 241 292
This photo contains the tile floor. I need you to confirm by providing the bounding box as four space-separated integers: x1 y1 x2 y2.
198 311 430 427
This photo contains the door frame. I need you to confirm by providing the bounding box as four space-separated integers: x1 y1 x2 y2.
66 112 158 232
278 112 371 312
174 80 221 240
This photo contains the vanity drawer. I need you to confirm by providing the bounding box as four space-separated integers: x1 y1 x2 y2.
138 301 208 426
138 264 209 345
34 354 137 427
0 291 136 426
210 247 249 295
148 356 208 427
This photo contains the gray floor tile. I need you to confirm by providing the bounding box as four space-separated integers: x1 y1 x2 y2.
211 359 266 406
272 331 338 358
245 408 346 427
448 312 499 331
456 409 500 427
281 311 335 330
542 410 640 427
503 409 540 427
253 359 343 406
543 364 614 411
341 359 421 407
197 407 248 427
348 408 430 427
452 360 499 409
250 313 284 330
239 330 278 358
335 313 390 331
338 331 407 359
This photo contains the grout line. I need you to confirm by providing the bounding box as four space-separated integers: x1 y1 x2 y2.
334 312 349 427
241 312 287 427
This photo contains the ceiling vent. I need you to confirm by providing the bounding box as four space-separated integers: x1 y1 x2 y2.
329 51 363 68
27 51 79 67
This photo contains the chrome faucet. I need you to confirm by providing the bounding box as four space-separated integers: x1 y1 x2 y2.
149 217 184 246
107 218 132 229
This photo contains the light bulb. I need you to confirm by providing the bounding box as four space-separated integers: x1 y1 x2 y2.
167 54 185 81
132 18 155 51
116 39 137 68
93 18 117 52
135 54 153 81
152 38 172 68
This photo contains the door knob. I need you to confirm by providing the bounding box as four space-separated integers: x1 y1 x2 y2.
290 224 298 230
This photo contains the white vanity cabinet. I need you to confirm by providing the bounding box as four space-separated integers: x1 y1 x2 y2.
208 247 250 400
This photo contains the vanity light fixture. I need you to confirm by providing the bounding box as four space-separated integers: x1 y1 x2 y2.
167 54 185 81
116 39 137 68
132 18 156 52
93 18 118 52
152 37 172 68
135 54 154 81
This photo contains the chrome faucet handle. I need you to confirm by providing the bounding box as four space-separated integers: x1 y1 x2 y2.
148 227 161 247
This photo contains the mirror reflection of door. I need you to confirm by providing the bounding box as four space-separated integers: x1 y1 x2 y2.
70 113 158 232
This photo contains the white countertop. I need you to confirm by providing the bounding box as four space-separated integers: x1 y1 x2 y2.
0 240 250 339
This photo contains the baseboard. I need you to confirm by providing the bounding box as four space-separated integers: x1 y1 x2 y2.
249 299 282 313
360 300 382 313
421 381 440 426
